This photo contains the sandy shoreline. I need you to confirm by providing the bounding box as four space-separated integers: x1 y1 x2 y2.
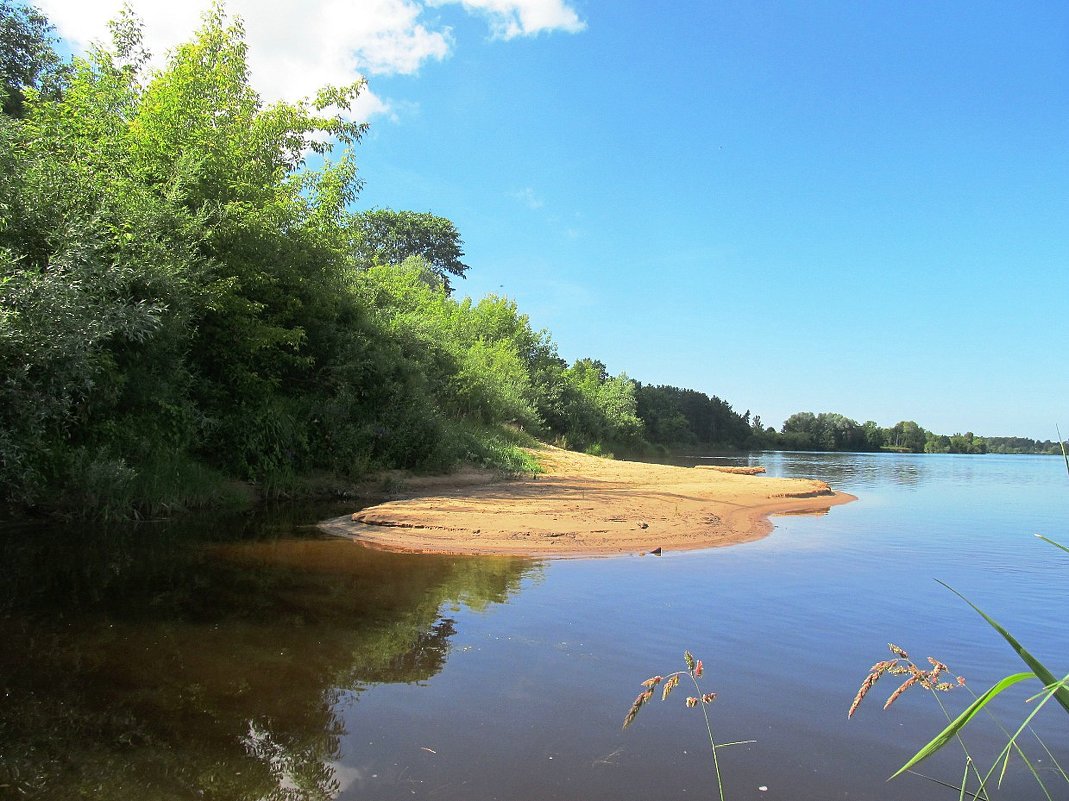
320 447 856 557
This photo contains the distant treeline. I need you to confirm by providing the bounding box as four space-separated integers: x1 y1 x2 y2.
622 399 1064 457
743 412 1065 455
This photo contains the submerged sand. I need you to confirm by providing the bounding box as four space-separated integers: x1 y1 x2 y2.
321 447 855 557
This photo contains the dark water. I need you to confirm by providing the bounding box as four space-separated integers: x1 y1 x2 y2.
2 454 1067 801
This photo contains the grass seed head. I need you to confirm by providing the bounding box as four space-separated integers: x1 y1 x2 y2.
851 644 963 719
684 651 696 671
662 674 680 701
849 671 881 718
883 675 919 710
927 658 949 684
623 689 654 729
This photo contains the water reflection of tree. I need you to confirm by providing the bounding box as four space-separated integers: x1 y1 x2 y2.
0 517 538 800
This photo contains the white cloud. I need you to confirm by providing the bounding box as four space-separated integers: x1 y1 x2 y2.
437 0 585 39
37 0 583 120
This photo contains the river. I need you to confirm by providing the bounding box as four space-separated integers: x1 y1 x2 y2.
1 452 1067 800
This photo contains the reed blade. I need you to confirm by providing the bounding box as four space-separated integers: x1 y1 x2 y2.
1035 534 1069 557
890 673 1036 779
936 580 1069 715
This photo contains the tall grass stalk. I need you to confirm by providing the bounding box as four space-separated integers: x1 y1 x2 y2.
848 643 993 798
1056 425 1068 477
623 651 753 801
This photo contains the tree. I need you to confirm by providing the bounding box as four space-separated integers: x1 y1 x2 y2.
355 209 470 291
635 384 694 446
0 2 388 504
596 373 643 445
889 420 927 453
0 7 201 505
781 411 819 449
924 433 951 453
0 0 65 117
862 420 886 451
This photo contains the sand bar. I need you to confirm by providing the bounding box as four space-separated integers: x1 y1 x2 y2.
320 447 856 557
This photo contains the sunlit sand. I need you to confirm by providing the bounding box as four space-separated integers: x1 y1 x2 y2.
321 447 855 557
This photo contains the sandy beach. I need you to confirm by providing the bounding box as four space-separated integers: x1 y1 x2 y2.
320 447 856 557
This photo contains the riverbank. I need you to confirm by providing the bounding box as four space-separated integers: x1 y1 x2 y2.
320 446 856 556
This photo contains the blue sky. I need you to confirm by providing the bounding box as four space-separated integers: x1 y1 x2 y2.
47 1 1069 439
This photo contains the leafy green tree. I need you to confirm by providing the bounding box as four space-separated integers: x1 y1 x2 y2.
462 293 567 432
924 433 951 453
0 0 65 117
118 4 367 478
781 411 819 449
0 14 207 505
948 432 986 454
549 359 644 451
0 2 386 506
635 384 695 446
889 420 928 452
597 373 644 444
355 209 470 291
747 414 780 449
862 420 886 451
353 260 542 450
825 413 866 450
985 436 1059 454
633 384 752 450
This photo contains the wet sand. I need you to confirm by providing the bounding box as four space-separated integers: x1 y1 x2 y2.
320 447 856 557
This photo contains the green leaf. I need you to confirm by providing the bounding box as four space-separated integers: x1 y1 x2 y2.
938 580 1069 715
890 672 1036 779
1035 534 1069 557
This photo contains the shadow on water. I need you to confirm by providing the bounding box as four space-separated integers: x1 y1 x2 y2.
0 505 539 800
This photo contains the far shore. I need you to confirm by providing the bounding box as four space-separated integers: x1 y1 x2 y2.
320 447 856 557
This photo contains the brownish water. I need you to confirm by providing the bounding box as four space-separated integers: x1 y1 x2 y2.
2 453 1067 800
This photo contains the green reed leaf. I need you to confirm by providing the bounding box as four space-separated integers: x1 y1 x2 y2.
890 672 1036 780
1035 534 1069 557
937 580 1069 715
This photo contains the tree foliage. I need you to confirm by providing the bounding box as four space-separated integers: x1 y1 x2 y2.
0 0 65 117
0 0 658 515
0 4 432 512
354 209 469 291
635 383 752 450
749 412 1054 455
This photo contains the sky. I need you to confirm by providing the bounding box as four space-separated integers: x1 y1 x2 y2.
41 0 1069 439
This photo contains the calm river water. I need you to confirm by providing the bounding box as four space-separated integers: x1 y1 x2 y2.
2 452 1067 800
